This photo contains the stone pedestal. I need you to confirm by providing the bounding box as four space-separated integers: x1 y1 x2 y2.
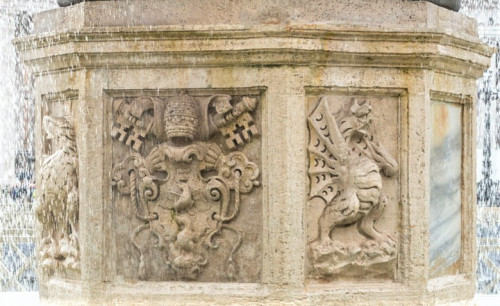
16 0 492 304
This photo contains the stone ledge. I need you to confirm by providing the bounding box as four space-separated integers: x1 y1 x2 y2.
40 279 477 305
16 25 490 52
15 26 493 78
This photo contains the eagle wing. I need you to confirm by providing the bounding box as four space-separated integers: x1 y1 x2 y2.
308 98 349 204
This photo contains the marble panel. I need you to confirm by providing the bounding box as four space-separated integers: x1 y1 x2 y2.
429 101 462 277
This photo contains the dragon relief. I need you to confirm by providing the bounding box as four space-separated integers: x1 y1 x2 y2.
36 116 79 273
112 92 260 281
308 97 398 279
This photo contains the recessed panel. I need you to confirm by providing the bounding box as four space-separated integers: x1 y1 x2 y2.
306 93 400 281
110 90 263 283
429 101 462 277
38 90 80 278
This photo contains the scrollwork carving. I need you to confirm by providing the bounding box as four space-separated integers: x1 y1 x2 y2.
112 92 261 281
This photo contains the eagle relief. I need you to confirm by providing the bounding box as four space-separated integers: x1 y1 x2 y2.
307 97 398 280
112 92 261 282
37 116 79 274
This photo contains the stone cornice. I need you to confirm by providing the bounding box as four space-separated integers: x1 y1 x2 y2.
14 25 491 52
15 25 494 78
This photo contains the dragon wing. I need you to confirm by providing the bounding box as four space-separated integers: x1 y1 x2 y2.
308 98 349 203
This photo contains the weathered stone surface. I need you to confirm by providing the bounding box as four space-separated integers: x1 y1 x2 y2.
57 0 462 12
111 91 262 283
34 0 479 37
16 0 492 304
37 115 80 275
306 95 399 281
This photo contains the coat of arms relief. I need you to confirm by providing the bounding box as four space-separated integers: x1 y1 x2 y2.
307 95 400 280
111 91 262 282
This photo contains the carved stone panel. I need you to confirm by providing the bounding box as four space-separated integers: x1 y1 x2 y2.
37 116 80 275
36 91 80 277
111 90 262 283
306 93 400 281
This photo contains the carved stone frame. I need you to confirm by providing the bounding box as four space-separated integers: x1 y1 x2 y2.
427 91 474 282
102 87 266 284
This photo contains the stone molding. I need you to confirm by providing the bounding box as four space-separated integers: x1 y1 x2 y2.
14 1 493 79
15 26 492 79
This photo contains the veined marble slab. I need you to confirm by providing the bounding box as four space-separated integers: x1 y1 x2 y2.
429 101 462 277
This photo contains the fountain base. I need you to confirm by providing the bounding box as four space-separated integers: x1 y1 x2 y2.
15 0 492 304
